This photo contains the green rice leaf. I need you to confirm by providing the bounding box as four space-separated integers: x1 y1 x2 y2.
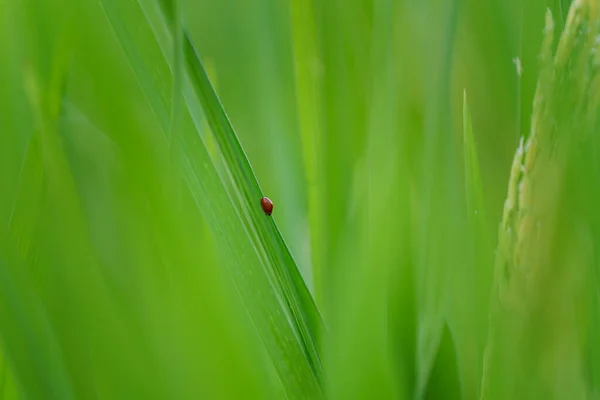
325 0 408 398
462 90 490 247
98 0 324 396
417 1 462 397
289 0 327 307
461 90 493 398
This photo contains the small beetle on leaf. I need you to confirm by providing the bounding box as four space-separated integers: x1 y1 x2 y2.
260 197 273 216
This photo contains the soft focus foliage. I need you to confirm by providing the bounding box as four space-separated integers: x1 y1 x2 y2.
0 0 599 399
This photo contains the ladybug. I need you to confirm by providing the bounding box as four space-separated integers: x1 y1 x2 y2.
260 197 273 216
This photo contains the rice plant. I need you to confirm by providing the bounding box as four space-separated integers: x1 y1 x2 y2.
0 0 599 399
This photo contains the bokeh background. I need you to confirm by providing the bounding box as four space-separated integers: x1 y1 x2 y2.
0 0 599 398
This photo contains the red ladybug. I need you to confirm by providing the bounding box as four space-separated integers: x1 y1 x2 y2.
260 197 273 216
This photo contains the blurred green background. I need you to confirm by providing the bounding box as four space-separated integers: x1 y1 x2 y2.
0 0 599 398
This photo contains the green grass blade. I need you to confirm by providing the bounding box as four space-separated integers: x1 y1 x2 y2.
462 90 493 398
463 90 490 243
0 235 75 399
325 0 407 397
167 0 184 206
289 0 327 308
417 0 462 397
98 0 324 396
181 31 324 382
